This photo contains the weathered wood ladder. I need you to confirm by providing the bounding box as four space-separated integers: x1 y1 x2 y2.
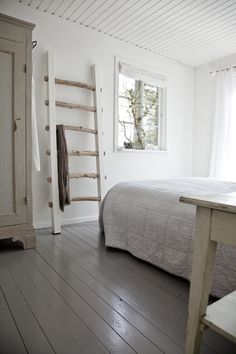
45 52 105 234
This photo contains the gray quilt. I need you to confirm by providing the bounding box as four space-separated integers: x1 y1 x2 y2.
99 177 236 298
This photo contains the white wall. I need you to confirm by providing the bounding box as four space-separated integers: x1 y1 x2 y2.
193 53 236 177
0 0 194 228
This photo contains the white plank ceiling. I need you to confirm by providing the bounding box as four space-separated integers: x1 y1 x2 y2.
18 0 236 67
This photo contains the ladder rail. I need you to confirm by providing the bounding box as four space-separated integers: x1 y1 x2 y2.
92 64 105 204
45 51 61 234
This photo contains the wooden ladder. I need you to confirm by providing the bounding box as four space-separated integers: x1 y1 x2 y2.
45 52 105 234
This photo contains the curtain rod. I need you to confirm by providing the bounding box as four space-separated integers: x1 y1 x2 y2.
210 65 236 74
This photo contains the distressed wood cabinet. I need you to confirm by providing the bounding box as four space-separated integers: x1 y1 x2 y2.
0 13 35 249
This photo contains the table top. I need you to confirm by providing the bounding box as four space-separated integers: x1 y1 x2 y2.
180 192 236 213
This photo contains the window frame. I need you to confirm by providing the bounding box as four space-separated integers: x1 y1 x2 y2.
114 56 167 153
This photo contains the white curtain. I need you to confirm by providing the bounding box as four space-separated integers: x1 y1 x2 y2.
209 69 236 181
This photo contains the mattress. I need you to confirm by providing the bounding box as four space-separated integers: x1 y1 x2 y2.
99 177 236 298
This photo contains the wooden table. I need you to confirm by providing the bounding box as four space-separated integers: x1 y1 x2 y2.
180 192 236 354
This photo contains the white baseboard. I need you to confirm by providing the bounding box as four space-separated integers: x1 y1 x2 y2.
33 215 98 229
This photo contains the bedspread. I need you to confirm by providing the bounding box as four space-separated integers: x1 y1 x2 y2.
99 177 236 298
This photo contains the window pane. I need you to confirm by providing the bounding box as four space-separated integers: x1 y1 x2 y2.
119 97 133 123
119 74 135 95
118 71 162 150
143 83 159 149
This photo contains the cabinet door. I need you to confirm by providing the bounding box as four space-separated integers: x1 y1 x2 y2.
0 38 27 226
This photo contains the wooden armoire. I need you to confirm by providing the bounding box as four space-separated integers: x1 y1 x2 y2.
0 13 35 249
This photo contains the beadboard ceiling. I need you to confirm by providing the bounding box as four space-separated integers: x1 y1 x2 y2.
17 0 236 67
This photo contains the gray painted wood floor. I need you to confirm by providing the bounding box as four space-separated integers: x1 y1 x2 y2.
0 222 236 354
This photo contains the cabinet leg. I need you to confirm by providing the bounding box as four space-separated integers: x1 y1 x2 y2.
13 234 36 249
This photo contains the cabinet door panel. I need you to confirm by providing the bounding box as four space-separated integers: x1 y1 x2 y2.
0 38 26 226
0 51 14 215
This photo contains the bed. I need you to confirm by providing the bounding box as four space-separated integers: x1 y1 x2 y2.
99 177 236 298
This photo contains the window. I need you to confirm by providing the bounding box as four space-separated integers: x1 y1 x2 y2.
115 60 167 151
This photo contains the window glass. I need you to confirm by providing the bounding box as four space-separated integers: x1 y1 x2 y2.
117 71 165 151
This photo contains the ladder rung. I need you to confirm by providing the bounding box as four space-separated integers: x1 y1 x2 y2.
56 100 96 112
55 78 95 91
70 173 99 179
69 150 98 157
64 125 97 134
71 196 101 202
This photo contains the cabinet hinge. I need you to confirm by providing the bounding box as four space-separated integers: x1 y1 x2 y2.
24 196 28 205
24 64 27 73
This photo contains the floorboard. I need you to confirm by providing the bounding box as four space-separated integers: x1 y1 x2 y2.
1 254 82 354
0 265 55 354
37 236 179 354
61 227 188 331
9 252 109 354
46 229 187 342
0 284 27 354
0 222 236 354
64 224 186 311
66 223 189 302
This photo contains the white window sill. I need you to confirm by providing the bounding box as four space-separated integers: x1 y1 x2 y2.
115 148 168 154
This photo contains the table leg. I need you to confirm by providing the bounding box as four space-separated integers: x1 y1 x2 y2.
185 207 217 354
